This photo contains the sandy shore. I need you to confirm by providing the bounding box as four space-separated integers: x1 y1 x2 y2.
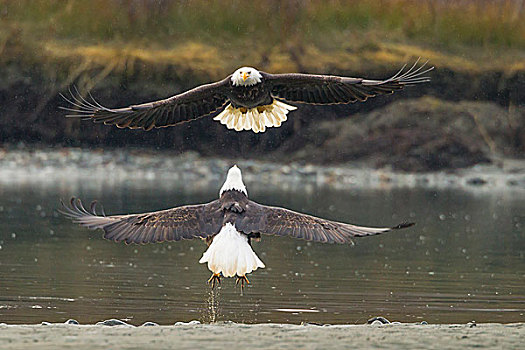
0 322 522 350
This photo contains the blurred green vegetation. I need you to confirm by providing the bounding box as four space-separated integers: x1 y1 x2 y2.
1 0 524 99
3 0 525 49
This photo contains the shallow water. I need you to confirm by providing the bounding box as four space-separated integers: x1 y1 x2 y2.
0 178 524 325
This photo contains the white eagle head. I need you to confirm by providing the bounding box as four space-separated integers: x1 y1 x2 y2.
231 67 262 87
219 165 248 197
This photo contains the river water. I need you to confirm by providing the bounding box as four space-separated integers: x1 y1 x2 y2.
0 175 523 325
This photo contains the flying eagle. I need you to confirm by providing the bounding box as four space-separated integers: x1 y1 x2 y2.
62 60 433 133
60 166 414 291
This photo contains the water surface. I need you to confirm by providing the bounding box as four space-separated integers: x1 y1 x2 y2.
0 178 524 325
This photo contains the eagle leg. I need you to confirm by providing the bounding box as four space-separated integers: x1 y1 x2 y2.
207 273 221 288
235 275 250 293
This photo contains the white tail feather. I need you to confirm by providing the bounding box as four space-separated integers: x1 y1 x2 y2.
213 100 296 133
199 223 265 277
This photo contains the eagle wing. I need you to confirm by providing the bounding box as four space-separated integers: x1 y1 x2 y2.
235 201 414 244
262 59 433 105
61 78 231 131
59 197 224 244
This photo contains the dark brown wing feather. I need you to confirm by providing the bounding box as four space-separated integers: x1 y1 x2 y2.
235 201 414 244
262 59 433 105
59 197 224 244
60 78 231 131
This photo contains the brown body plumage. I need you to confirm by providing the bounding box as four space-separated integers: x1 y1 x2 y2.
61 166 413 286
61 60 433 133
60 185 413 245
60 166 415 289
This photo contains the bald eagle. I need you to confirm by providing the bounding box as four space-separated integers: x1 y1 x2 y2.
60 166 414 291
62 60 432 133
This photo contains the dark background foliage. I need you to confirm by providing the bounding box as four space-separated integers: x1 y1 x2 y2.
1 0 524 170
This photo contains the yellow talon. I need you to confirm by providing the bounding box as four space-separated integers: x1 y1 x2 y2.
207 273 221 288
235 275 250 293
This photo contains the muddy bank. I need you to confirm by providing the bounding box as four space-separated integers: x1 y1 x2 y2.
0 322 522 350
282 97 525 171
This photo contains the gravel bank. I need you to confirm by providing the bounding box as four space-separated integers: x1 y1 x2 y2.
0 322 522 350
1 147 525 192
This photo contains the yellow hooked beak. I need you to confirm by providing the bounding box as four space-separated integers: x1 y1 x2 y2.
242 72 249 81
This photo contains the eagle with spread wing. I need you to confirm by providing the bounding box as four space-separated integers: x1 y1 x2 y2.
60 166 414 290
62 59 432 133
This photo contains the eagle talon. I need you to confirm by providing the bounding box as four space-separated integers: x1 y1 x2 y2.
208 273 221 288
236 275 250 293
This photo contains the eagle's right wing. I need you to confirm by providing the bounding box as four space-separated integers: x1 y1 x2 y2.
262 59 432 105
235 201 414 244
61 77 231 131
59 198 224 244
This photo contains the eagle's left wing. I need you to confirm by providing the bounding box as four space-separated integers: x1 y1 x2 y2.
59 197 224 244
234 201 414 244
60 78 231 131
262 59 432 105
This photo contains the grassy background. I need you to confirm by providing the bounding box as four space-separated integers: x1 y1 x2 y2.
0 0 524 168
2 0 525 76
1 0 524 104
3 0 525 49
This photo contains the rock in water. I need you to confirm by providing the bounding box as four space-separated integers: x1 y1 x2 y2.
367 316 390 325
96 319 134 327
64 319 79 325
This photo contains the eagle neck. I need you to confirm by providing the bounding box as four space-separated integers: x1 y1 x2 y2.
219 168 247 197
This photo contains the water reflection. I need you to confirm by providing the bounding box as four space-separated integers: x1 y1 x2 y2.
0 179 524 325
